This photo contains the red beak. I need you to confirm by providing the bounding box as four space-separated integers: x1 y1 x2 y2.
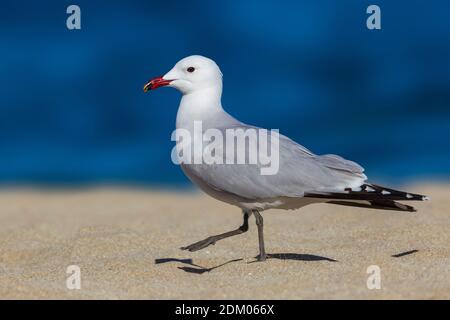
143 76 172 92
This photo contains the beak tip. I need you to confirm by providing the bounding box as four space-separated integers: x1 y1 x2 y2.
143 84 151 92
143 76 171 93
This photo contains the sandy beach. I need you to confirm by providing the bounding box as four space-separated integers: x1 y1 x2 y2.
0 183 449 299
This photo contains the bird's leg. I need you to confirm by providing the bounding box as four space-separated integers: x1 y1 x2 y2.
181 211 251 252
253 210 266 261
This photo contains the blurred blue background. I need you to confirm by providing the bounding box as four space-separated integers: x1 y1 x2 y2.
1 0 449 187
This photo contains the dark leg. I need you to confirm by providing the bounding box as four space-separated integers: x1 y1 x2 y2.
253 210 266 261
181 211 251 252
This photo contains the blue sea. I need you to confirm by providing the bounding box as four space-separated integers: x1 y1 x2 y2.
0 1 449 187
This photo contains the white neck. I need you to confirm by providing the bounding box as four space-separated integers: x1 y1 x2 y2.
176 83 225 130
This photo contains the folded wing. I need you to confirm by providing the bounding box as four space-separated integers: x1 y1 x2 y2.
182 125 367 200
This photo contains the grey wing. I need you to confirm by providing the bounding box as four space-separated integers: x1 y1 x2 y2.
182 125 367 200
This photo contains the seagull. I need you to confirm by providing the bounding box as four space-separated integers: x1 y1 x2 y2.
143 55 429 261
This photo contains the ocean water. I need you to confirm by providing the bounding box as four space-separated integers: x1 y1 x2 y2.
0 1 449 186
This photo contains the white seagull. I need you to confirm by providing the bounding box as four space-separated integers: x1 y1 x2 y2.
144 55 429 261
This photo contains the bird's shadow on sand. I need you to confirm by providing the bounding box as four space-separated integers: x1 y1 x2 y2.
155 257 243 274
156 249 419 274
155 253 337 274
391 249 419 258
266 253 336 262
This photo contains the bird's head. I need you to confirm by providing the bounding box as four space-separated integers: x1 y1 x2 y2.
143 55 223 95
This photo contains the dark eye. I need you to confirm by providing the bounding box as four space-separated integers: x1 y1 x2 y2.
187 67 195 73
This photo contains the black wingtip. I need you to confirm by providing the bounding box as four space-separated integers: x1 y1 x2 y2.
306 184 430 203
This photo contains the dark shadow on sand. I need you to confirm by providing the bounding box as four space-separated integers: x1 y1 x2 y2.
267 253 337 262
391 249 419 258
155 257 243 274
155 257 203 268
177 259 243 274
156 252 336 274
247 253 337 263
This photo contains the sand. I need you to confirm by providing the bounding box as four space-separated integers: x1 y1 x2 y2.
0 183 449 299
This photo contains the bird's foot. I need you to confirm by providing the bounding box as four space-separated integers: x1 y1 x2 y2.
256 253 267 262
180 236 217 252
